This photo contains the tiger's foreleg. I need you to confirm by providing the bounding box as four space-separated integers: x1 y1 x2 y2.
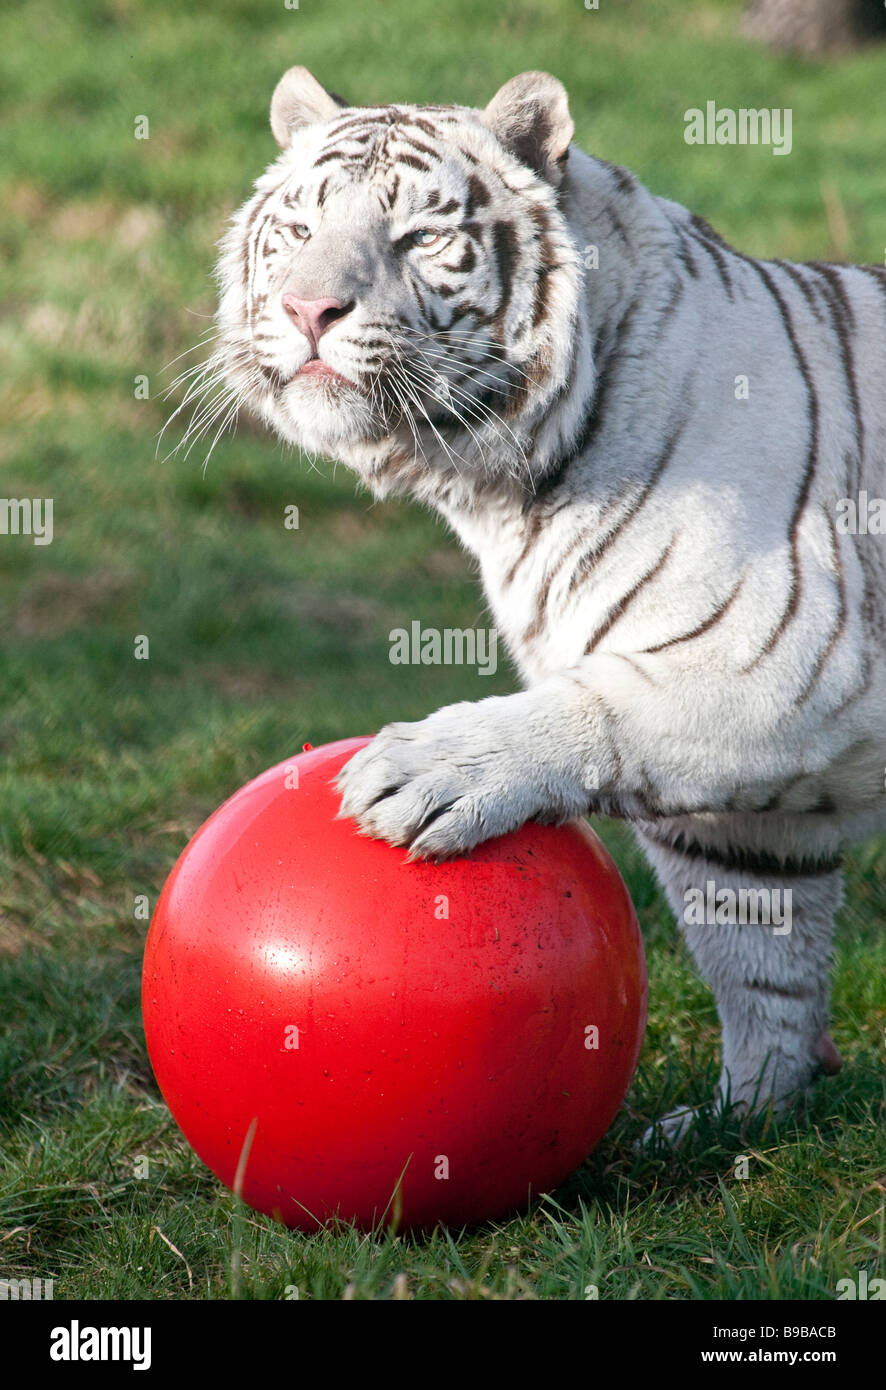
636 830 843 1142
335 654 810 860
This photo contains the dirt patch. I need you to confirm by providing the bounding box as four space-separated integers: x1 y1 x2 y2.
114 206 164 249
4 180 51 222
11 569 139 639
282 586 387 634
422 547 469 579
50 198 119 242
48 198 164 248
328 510 382 543
199 664 300 701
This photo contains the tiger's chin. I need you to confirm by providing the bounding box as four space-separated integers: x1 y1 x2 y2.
271 378 386 455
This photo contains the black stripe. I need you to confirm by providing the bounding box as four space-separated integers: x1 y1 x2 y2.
441 243 476 275
856 264 886 312
613 652 656 685
326 112 398 136
504 507 553 589
810 263 865 490
688 217 734 298
756 784 789 814
532 231 557 329
584 538 675 653
408 115 447 138
385 171 400 210
595 158 637 196
776 261 861 499
742 260 820 670
829 648 873 719
606 205 630 245
809 261 857 329
528 296 645 510
244 185 277 257
466 175 491 215
313 148 352 167
646 830 842 879
687 213 733 252
676 232 700 279
773 260 824 322
566 411 689 600
644 574 745 652
491 220 519 334
397 154 432 174
659 274 685 321
521 527 588 643
277 184 304 210
795 507 847 705
395 134 442 163
742 981 815 1000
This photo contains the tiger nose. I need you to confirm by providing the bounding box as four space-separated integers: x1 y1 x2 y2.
281 294 353 348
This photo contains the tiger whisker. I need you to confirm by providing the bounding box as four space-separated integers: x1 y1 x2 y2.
383 340 468 475
407 350 529 473
159 330 221 376
388 364 450 468
376 326 529 478
198 378 254 475
161 361 246 466
407 357 516 470
158 338 254 461
162 352 228 402
401 326 534 383
157 365 231 457
180 376 249 467
381 366 424 466
407 342 529 401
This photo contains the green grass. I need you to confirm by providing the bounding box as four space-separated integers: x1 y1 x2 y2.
1 0 884 1300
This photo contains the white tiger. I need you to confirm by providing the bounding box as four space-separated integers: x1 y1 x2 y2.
208 66 886 1141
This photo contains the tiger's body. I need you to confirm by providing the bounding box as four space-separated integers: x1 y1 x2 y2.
211 67 886 1139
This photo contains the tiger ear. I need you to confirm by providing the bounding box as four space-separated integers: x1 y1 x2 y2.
270 66 347 148
482 72 574 184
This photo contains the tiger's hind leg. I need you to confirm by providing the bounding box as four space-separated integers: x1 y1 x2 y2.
635 828 844 1144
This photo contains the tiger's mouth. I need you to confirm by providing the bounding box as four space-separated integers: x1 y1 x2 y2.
293 358 359 390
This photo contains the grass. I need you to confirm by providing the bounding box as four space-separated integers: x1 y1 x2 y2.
0 0 884 1300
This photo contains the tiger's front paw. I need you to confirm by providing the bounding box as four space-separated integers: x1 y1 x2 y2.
335 699 569 859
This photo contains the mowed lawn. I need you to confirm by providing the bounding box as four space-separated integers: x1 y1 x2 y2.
0 0 884 1299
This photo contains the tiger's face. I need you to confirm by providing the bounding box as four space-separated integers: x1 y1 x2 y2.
214 68 584 490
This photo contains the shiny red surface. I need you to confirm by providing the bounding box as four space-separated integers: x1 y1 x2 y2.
142 737 647 1232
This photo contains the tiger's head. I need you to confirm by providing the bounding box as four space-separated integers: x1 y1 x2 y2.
213 67 589 497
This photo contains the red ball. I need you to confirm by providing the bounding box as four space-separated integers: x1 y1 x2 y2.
143 737 647 1232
